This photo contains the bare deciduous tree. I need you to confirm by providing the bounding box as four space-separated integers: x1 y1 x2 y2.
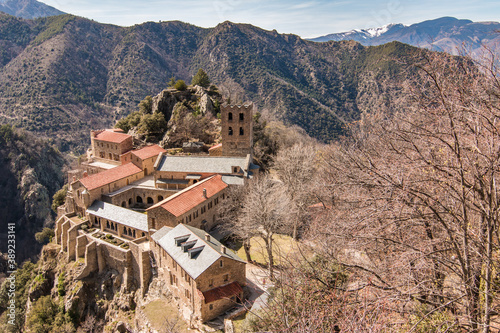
272 142 319 239
308 51 500 332
225 175 293 278
218 183 253 262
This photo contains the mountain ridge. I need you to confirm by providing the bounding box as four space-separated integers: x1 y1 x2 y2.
309 17 500 56
0 0 64 19
0 13 434 150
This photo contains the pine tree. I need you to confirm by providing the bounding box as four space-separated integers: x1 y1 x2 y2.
191 68 210 88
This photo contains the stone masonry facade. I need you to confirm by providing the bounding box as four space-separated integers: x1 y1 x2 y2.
55 103 255 324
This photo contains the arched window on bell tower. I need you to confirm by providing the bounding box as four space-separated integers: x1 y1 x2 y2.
239 127 244 135
228 112 233 121
228 127 233 136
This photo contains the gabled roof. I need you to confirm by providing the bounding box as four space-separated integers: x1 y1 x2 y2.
95 130 132 144
87 201 148 231
148 175 228 217
152 224 245 279
131 144 166 160
156 154 250 175
79 163 142 191
202 282 243 304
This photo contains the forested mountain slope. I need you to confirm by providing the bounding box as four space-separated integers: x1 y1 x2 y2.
0 13 425 150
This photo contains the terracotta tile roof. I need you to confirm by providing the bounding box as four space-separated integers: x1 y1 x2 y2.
208 143 222 151
79 163 142 191
95 130 132 144
132 144 166 160
148 175 228 217
202 282 243 304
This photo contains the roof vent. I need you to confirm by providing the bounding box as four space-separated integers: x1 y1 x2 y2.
205 234 211 242
181 240 197 252
188 245 204 259
174 235 190 246
203 188 207 198
221 245 227 254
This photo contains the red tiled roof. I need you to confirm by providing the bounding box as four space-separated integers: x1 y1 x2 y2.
95 130 132 144
149 175 228 217
79 163 142 191
208 143 222 151
202 282 243 304
132 144 166 160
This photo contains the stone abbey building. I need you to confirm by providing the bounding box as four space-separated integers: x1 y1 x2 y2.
55 103 258 323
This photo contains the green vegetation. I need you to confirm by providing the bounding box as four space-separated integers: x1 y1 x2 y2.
35 227 55 244
115 95 168 139
57 273 65 297
174 79 187 91
168 76 176 87
139 95 153 114
0 261 37 332
32 15 75 45
25 295 76 333
191 68 210 87
51 184 68 212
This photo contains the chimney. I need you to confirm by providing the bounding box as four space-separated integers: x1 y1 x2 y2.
221 245 227 254
205 234 210 242
203 188 207 199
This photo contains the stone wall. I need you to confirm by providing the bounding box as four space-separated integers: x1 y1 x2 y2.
129 237 152 295
76 241 98 280
76 235 88 259
150 238 246 322
196 257 246 292
221 104 253 157
196 256 246 321
91 135 133 162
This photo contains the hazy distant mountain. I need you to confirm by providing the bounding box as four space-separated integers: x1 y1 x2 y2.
0 0 64 19
310 17 500 56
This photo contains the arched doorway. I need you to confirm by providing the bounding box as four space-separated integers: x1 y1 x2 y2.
136 196 143 204
121 201 126 207
147 197 154 204
144 168 148 176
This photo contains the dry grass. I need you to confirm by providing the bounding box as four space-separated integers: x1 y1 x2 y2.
142 299 189 332
236 234 300 266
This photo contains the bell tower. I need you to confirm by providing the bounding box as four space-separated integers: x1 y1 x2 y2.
221 103 253 157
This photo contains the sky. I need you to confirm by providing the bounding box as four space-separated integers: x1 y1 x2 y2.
38 0 500 38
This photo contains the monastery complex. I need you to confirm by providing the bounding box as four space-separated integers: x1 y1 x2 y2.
54 104 257 323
